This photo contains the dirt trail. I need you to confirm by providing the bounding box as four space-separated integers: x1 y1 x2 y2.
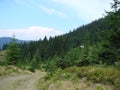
0 71 44 90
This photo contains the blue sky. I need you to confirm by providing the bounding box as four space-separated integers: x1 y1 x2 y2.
0 0 112 40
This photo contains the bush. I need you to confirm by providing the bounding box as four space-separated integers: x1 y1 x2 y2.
65 66 120 90
0 61 6 66
27 66 35 72
96 85 104 90
27 58 40 72
115 61 120 69
44 68 78 83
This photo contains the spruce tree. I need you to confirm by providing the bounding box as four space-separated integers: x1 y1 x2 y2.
6 34 20 65
99 0 120 64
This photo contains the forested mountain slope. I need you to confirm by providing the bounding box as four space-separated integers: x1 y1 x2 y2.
3 9 120 69
1 1 120 90
18 10 119 62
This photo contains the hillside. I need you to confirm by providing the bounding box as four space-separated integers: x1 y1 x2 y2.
0 1 120 90
19 14 112 62
16 8 120 71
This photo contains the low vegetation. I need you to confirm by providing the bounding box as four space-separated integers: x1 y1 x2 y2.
65 66 120 90
0 65 30 77
37 66 117 90
0 1 120 90
38 78 114 90
0 50 6 65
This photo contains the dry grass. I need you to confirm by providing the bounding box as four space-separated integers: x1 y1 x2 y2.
37 77 114 90
37 66 120 90
0 50 6 62
0 65 31 78
65 66 120 90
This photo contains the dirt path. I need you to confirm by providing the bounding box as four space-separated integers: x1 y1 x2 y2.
0 71 44 90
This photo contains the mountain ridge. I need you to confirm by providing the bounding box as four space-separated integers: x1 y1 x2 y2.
0 37 29 50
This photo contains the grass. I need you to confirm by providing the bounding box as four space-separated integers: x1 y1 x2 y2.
0 50 6 62
37 76 114 90
65 66 120 90
0 65 30 77
37 66 117 90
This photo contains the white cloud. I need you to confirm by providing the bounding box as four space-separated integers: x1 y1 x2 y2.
39 5 66 17
0 26 63 40
52 0 112 22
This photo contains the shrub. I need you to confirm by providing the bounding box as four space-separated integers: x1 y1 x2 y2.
115 61 120 69
27 66 35 72
65 66 120 90
96 85 104 90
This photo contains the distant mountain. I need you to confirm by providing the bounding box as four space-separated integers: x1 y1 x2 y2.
0 37 29 50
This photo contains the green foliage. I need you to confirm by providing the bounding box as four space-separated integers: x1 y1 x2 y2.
28 59 37 72
65 66 120 90
44 55 73 72
6 38 20 65
63 44 101 66
38 66 116 90
0 61 6 66
96 85 104 90
55 57 71 69
44 58 58 75
44 68 78 84
115 61 120 69
86 45 100 64
98 42 116 64
28 54 41 72
64 47 83 63
98 9 120 65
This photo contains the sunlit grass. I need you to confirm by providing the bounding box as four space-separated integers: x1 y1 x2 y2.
0 65 30 77
37 66 117 90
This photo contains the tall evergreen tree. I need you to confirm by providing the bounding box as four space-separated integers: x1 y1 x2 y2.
99 0 120 64
6 34 20 65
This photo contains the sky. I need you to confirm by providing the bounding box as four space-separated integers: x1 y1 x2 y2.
0 0 112 40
